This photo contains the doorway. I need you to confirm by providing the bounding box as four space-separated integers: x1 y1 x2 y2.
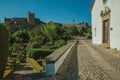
100 7 111 48
103 19 110 44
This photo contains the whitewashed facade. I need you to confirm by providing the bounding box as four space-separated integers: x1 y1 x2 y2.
91 0 120 50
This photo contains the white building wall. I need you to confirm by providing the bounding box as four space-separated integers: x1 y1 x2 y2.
92 0 104 44
107 0 120 50
92 0 120 50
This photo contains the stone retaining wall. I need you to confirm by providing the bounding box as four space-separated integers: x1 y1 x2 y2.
45 40 78 80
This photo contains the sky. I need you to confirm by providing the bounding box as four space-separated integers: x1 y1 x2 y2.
0 0 92 25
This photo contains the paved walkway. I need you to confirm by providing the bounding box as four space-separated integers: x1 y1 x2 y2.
78 38 120 80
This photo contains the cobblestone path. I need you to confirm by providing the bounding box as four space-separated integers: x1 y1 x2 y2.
78 39 120 80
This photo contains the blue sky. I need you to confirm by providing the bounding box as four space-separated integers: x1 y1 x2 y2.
0 0 92 24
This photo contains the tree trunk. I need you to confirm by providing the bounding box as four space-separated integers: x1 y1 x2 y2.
0 27 9 78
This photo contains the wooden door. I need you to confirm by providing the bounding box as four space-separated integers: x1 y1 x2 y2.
103 19 110 43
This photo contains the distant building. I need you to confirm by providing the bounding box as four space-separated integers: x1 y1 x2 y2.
4 12 45 29
79 22 89 28
62 22 90 36
62 22 90 28
91 0 120 50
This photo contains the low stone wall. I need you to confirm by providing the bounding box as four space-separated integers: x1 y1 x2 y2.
55 40 79 80
45 41 78 78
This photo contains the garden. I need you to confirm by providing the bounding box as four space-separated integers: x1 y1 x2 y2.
0 22 91 79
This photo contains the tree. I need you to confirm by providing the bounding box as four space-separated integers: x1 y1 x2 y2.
29 25 44 38
64 26 79 36
41 22 58 41
12 29 30 43
9 29 30 55
70 26 79 35
28 35 46 49
0 26 9 78
64 26 73 35
87 27 92 36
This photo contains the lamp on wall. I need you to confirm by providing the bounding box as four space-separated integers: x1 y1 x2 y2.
94 28 96 36
110 27 113 31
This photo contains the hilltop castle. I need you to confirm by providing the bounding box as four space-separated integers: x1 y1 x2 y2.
4 12 44 28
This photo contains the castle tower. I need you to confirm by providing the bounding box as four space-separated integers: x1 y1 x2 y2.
27 12 35 25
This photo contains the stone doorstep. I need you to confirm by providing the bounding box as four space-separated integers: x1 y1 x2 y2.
100 43 110 49
105 43 110 49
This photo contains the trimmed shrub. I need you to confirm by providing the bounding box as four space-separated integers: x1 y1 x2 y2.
28 48 54 60
41 45 58 49
54 39 66 48
45 41 53 46
30 41 41 48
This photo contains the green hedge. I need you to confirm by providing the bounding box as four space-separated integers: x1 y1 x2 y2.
28 48 54 60
54 39 66 48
